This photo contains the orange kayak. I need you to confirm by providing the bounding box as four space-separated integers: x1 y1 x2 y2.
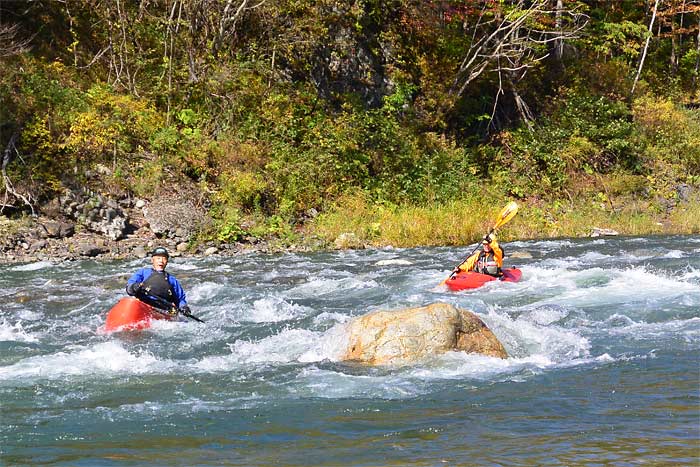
104 297 177 331
445 268 522 291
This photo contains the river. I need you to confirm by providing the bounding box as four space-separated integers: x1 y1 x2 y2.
1 235 698 466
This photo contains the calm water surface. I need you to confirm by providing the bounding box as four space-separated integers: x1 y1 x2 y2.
1 235 699 466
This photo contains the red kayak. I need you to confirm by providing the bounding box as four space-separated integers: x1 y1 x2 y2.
104 297 177 332
444 268 522 291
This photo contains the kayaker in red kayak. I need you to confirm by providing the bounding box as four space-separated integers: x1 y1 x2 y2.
125 247 191 316
449 234 504 279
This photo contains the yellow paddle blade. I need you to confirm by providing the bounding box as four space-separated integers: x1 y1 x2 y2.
493 201 518 230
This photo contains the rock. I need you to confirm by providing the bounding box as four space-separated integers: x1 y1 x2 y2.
590 227 619 237
334 232 363 249
100 216 128 241
204 246 218 256
58 189 129 241
95 163 112 175
29 239 48 252
509 251 532 259
176 242 188 252
676 183 692 202
133 246 148 258
143 194 205 240
135 199 147 209
78 243 106 257
43 221 75 239
340 302 508 365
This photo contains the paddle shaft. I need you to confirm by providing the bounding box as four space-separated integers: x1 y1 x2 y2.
136 291 205 323
442 201 518 283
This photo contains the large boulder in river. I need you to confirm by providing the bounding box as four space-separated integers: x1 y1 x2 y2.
340 302 508 365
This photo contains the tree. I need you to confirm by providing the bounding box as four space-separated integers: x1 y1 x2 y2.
447 0 588 130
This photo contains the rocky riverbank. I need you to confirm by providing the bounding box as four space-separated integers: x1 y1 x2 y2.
0 187 287 264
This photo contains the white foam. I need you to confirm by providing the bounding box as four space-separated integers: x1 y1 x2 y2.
0 319 39 343
375 259 413 266
662 249 686 259
10 261 54 272
0 342 174 383
520 306 570 326
241 296 312 323
526 266 698 308
605 316 700 341
485 308 591 363
291 366 426 399
187 281 224 302
312 311 352 327
229 328 324 364
287 276 379 298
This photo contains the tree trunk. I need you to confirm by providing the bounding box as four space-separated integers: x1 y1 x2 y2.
554 0 565 62
694 15 700 92
632 0 660 96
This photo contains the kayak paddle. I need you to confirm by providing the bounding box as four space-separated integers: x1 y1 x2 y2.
135 291 205 323
440 201 519 285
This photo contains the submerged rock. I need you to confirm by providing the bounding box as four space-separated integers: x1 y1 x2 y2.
590 227 619 237
340 302 508 365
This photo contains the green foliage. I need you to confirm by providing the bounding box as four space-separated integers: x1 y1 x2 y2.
631 96 700 198
64 84 163 161
2 1 699 242
589 20 648 63
486 91 640 199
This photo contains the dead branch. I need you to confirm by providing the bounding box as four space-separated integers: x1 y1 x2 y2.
0 23 32 57
632 0 661 96
450 0 588 99
1 132 36 216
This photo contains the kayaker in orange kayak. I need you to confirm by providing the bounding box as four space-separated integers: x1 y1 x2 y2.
125 247 191 316
449 234 504 279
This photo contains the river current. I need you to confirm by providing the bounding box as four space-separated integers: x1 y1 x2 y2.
1 235 699 466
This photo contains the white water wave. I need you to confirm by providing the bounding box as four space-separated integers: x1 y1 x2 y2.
375 259 413 266
662 249 686 259
187 281 225 302
10 261 55 272
242 296 314 323
292 366 428 399
196 328 331 370
0 342 176 384
0 319 39 343
286 276 379 299
485 307 591 363
605 316 700 342
525 266 699 309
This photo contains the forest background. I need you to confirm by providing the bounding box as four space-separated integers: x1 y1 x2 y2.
1 0 699 253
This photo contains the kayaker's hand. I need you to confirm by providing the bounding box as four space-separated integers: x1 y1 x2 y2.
178 304 192 316
126 282 143 296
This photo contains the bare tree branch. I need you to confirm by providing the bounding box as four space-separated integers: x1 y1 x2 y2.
632 0 661 96
212 0 267 56
448 0 588 130
0 23 31 57
451 1 587 99
1 132 36 216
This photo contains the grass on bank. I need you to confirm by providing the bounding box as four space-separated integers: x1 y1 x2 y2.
310 192 700 248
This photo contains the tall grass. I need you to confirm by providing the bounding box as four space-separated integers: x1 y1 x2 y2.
310 191 695 249
313 192 525 247
668 194 700 233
